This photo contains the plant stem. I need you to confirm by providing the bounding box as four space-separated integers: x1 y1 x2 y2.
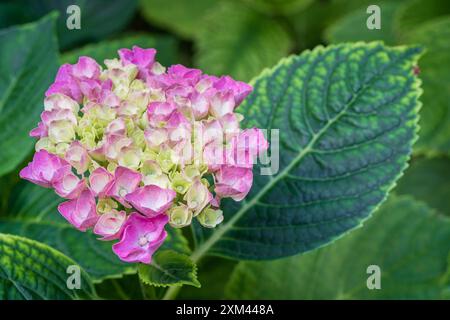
162 285 182 300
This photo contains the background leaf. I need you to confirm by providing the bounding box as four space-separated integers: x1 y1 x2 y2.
138 250 200 288
396 157 450 215
191 42 422 261
139 0 217 39
61 34 178 67
1 0 137 50
194 1 292 81
324 1 403 45
225 196 450 299
0 13 58 177
404 17 450 156
0 233 96 300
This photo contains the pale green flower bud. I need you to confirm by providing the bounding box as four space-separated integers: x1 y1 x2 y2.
157 147 176 173
55 142 70 157
97 198 119 214
171 172 192 194
197 207 223 228
117 146 142 170
35 137 55 153
184 179 212 216
48 120 75 143
168 204 192 228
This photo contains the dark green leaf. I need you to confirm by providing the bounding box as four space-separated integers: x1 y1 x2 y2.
396 157 450 215
139 0 217 39
325 1 403 45
0 13 58 177
194 1 291 81
0 233 96 300
405 17 450 156
61 34 178 68
138 250 200 288
192 42 423 261
225 196 450 299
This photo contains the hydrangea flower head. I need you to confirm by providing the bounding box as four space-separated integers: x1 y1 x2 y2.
20 46 268 264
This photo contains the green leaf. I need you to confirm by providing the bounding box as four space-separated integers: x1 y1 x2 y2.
396 157 450 215
178 257 237 299
191 42 423 261
242 0 313 16
0 183 135 281
0 13 58 177
139 0 217 39
0 233 96 300
194 1 291 81
405 17 450 156
61 34 178 68
8 0 137 50
138 250 200 288
225 196 450 299
325 1 403 45
395 0 450 38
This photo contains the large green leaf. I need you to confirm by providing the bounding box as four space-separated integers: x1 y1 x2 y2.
138 250 200 288
5 0 137 50
61 34 178 68
139 0 217 39
405 17 450 156
225 196 450 299
396 157 450 215
0 233 96 300
325 1 403 45
191 42 423 262
194 1 291 81
0 13 58 177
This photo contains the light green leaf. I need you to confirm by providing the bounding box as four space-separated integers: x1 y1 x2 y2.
396 157 450 215
194 1 291 81
61 34 178 68
405 17 450 156
0 13 58 177
394 0 450 38
191 42 423 261
242 0 313 16
0 233 96 300
139 0 217 39
325 1 403 45
225 196 450 299
138 250 200 288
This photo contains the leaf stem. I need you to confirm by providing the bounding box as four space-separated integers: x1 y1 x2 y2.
162 285 182 300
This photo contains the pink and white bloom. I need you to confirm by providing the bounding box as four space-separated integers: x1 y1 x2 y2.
94 210 127 240
107 166 142 206
22 46 264 265
20 150 71 188
147 102 176 127
52 170 86 199
58 189 98 231
214 166 253 201
125 185 176 217
89 167 114 197
65 141 90 174
112 213 168 264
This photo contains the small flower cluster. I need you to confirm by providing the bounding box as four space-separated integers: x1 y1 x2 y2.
20 46 268 264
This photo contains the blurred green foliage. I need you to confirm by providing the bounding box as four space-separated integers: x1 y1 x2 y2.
0 0 449 300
